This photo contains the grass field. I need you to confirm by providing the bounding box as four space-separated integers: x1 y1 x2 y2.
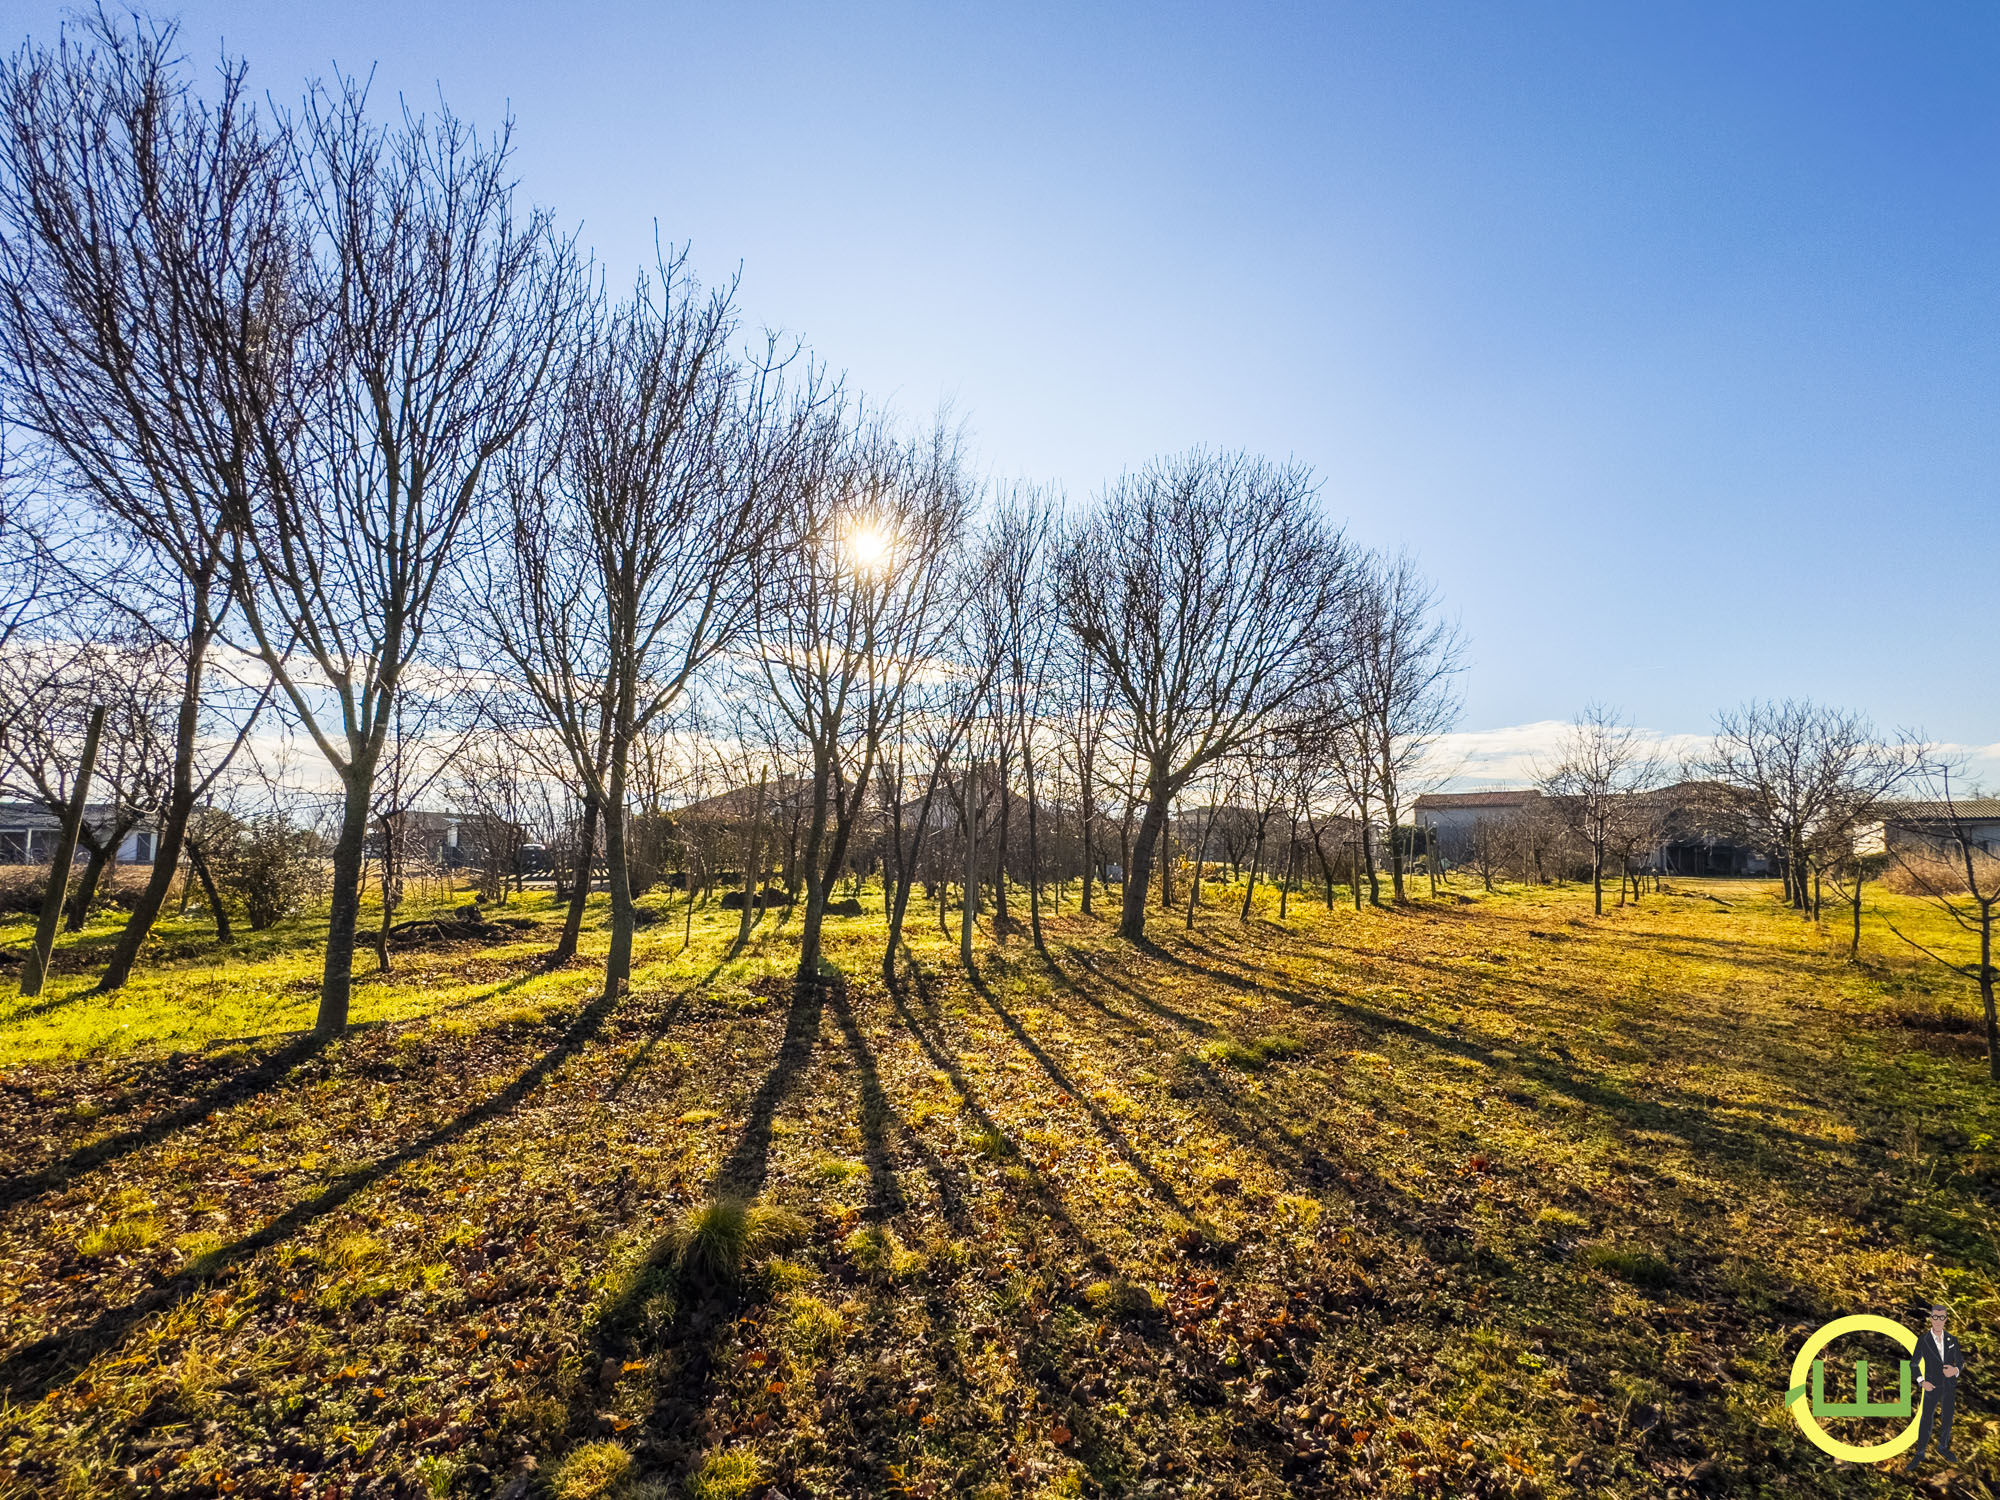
1 874 1996 1499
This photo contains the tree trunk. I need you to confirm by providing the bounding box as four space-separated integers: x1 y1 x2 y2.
731 767 768 959
21 705 104 998
1186 797 1221 931
315 770 375 1035
549 793 598 967
960 768 980 973
1240 818 1267 923
186 837 232 943
1850 866 1864 960
373 812 398 974
1981 904 1998 1084
1121 783 1172 943
1023 740 1046 954
885 753 953 986
64 832 114 932
1279 821 1297 920
1361 817 1382 907
1079 794 1095 916
96 610 213 995
601 743 635 1001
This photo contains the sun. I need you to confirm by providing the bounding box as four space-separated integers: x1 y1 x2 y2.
846 518 893 571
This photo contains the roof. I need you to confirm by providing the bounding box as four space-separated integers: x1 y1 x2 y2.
1886 799 2000 823
1414 790 1541 811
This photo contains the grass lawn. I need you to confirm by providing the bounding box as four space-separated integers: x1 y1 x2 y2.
1 875 1996 1499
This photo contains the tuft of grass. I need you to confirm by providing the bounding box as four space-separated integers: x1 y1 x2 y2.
969 1126 1014 1159
1082 1278 1163 1317
842 1225 926 1279
814 1155 867 1184
414 1454 460 1499
684 1448 763 1499
783 1293 848 1356
672 1198 809 1285
1580 1244 1672 1287
77 1216 158 1257
1535 1206 1590 1231
1203 1032 1302 1070
324 1233 385 1271
551 1439 633 1500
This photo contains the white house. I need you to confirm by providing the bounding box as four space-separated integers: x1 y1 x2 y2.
0 802 155 864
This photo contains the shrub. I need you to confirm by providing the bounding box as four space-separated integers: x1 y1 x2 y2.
229 815 326 930
550 1440 633 1500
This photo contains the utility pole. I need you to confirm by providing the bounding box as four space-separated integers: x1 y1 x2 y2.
21 704 106 998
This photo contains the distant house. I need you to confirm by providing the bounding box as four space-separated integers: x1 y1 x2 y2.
0 802 155 865
1412 784 1771 875
1883 799 2000 859
1413 790 1542 851
367 809 526 871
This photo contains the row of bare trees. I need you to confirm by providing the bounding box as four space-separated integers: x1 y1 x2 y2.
0 12 1466 1030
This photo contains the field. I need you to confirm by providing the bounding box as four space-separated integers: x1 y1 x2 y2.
1 874 1997 1500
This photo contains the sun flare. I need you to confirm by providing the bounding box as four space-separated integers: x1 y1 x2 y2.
846 518 892 570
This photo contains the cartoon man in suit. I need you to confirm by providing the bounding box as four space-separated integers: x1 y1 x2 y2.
1908 1303 1964 1470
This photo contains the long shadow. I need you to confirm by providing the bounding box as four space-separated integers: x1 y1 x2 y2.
1155 938 1839 1172
602 960 728 1102
1062 944 1226 1037
965 970 1189 1217
0 985 626 1402
824 981 906 1222
712 979 824 1200
884 968 1113 1267
0 1030 333 1215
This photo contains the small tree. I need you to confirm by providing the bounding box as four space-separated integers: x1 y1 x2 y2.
1537 704 1664 917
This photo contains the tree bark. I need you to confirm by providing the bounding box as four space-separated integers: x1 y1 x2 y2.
96 615 211 994
548 793 598 968
186 837 232 943
1120 782 1172 942
64 832 115 932
1360 817 1382 907
21 705 105 997
731 767 768 959
315 772 376 1035
960 766 980 973
601 739 635 1001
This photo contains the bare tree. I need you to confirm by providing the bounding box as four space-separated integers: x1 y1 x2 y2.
752 412 972 986
0 12 294 991
1057 450 1349 942
1695 699 1913 916
0 631 177 928
1882 766 2000 1082
1339 551 1462 904
1537 704 1665 916
222 80 581 1034
478 255 804 1001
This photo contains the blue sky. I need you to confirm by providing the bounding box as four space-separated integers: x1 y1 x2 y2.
11 2 1995 775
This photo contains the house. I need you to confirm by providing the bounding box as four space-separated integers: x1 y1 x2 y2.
1412 790 1543 854
367 809 526 871
1411 784 1772 875
0 802 156 864
1882 799 2000 859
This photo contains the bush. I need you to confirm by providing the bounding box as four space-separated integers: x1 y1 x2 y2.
229 815 326 930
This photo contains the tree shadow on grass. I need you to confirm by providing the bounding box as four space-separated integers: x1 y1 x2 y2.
964 969 1190 1219
0 984 630 1402
0 1029 337 1216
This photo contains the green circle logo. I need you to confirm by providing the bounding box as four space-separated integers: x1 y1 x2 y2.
1786 1315 1922 1463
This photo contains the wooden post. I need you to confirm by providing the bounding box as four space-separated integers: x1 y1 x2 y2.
21 705 106 998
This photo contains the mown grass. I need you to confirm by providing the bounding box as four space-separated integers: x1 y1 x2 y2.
0 873 1996 1499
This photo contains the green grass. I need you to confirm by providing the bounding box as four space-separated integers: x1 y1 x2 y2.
3 872 1999 1498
